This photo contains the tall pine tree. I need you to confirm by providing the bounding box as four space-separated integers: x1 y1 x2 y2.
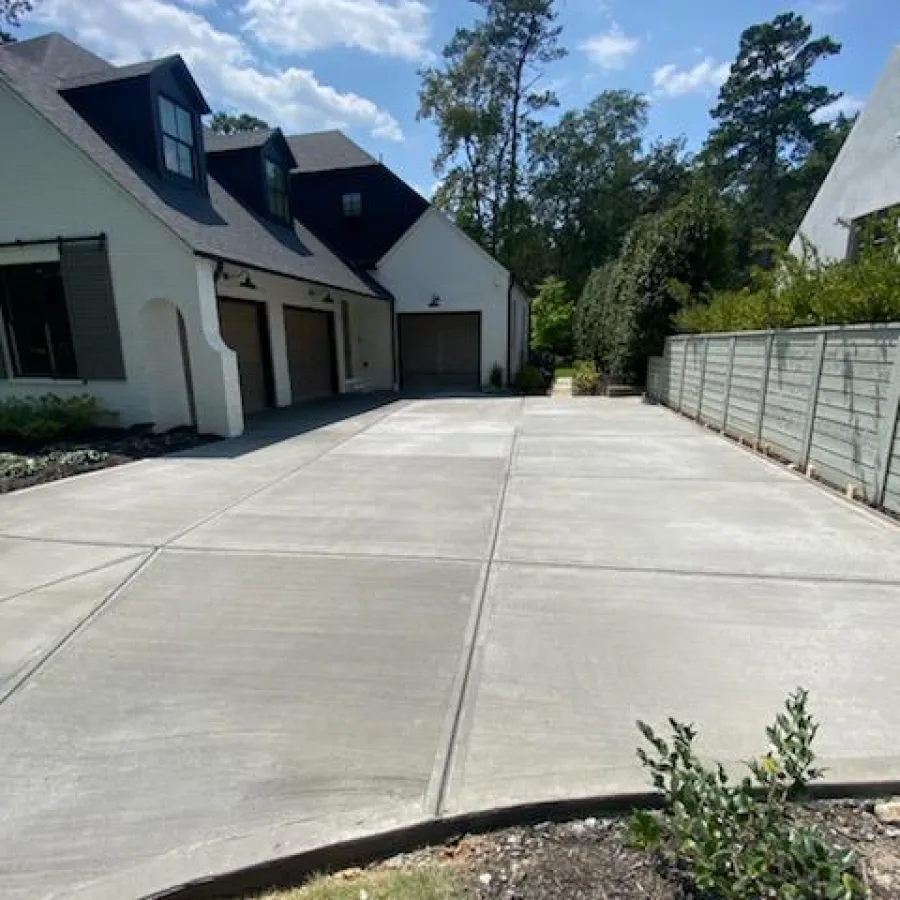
703 12 841 265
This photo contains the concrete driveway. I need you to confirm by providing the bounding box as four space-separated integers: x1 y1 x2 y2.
1 395 899 899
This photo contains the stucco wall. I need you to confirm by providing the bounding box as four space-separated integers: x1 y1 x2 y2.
510 284 530 375
790 47 900 261
375 208 510 385
347 294 394 390
0 81 207 430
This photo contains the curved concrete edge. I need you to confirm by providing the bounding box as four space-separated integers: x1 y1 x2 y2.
65 779 900 900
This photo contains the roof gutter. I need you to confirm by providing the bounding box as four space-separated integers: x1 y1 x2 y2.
0 233 106 249
193 251 384 303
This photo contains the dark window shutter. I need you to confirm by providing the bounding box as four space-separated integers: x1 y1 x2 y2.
60 240 126 381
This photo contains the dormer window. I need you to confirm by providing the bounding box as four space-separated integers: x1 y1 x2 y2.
265 159 290 223
342 192 362 217
159 95 197 180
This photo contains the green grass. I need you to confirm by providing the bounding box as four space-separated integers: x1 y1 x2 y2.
251 866 463 900
553 366 574 378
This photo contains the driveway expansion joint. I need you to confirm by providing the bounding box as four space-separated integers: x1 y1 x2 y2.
427 398 524 818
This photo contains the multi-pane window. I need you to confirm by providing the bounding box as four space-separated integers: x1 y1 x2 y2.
159 95 196 180
848 204 900 260
265 159 291 223
342 192 362 217
0 263 77 378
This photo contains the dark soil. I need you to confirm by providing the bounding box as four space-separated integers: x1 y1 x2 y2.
375 800 900 899
0 427 219 494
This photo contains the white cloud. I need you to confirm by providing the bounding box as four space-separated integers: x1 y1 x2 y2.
580 24 640 70
805 1 847 20
33 0 404 140
652 58 729 97
813 93 865 123
242 0 431 61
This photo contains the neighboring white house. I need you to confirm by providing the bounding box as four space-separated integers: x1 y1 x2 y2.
0 34 528 438
790 46 900 261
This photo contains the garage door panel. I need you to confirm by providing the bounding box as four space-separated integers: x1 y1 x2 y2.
400 313 480 391
218 298 269 415
284 307 336 403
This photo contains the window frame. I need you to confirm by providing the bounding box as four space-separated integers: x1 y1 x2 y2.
159 94 197 181
265 158 291 224
342 192 362 217
0 262 79 380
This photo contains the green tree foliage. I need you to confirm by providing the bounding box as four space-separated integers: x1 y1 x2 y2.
529 276 571 355
678 212 900 333
529 91 647 293
0 0 32 42
573 263 613 363
703 13 841 264
586 187 731 381
419 0 566 266
208 111 270 134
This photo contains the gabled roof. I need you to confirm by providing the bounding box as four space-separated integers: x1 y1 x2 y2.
2 32 110 80
287 130 378 173
0 36 377 298
59 54 211 115
205 127 298 168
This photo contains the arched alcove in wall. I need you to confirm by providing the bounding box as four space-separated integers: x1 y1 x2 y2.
139 297 195 432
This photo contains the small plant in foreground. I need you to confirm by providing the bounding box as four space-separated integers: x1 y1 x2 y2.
488 363 504 390
630 688 865 900
572 360 599 395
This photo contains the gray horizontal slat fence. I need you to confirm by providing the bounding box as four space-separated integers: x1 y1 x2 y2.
808 328 899 501
649 323 900 517
698 336 731 428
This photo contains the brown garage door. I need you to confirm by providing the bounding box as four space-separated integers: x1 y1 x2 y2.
284 306 336 403
399 312 481 391
218 298 271 415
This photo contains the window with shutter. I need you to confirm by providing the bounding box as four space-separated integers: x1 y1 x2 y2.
0 262 78 378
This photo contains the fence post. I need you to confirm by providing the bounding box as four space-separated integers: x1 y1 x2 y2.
722 336 736 432
677 338 689 412
873 336 900 508
798 331 826 472
696 337 709 422
754 331 775 447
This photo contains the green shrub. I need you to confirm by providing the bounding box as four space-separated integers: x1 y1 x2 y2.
678 219 900 333
488 363 504 390
513 364 547 395
572 360 599 395
0 394 105 441
588 185 732 381
630 688 865 900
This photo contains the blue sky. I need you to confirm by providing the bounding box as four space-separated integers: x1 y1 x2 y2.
20 0 900 196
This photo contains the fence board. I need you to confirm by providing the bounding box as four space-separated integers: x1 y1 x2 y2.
653 323 900 512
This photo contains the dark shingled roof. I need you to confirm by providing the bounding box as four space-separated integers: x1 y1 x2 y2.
0 37 378 299
204 128 276 153
287 131 378 174
59 56 177 90
3 32 111 80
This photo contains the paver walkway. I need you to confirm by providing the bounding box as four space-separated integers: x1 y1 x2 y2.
1 395 899 899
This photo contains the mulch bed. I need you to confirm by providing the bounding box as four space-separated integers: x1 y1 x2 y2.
374 800 900 899
0 427 219 494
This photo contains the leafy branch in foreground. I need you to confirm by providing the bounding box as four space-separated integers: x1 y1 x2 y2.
630 688 866 900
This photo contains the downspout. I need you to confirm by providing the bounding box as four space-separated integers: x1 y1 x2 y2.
390 293 398 391
506 271 514 385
